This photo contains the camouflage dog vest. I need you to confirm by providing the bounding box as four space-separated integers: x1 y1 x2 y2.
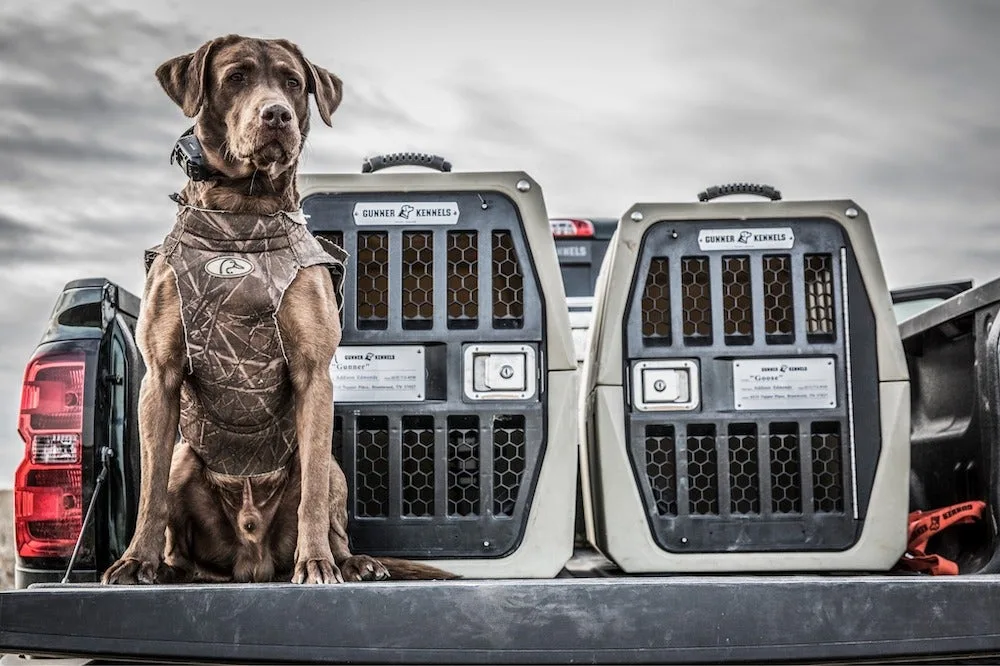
145 202 347 477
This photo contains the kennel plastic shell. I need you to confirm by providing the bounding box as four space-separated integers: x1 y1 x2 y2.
297 170 577 579
579 198 910 572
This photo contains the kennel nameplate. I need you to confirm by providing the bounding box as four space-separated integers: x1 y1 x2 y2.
697 227 795 251
352 201 460 226
732 357 837 410
330 345 426 402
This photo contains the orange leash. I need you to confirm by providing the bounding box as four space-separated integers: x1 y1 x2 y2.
896 500 987 575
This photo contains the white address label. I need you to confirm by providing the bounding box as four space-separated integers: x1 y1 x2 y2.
353 201 460 225
732 357 837 410
330 346 426 402
697 227 795 251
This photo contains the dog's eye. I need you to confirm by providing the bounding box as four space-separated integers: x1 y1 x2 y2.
286 78 300 89
228 71 246 83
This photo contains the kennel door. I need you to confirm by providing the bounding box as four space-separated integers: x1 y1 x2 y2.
299 168 577 578
581 194 910 572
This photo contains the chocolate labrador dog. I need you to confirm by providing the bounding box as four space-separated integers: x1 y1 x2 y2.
102 35 454 585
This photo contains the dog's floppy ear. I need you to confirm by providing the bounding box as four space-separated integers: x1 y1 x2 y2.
155 38 221 117
304 60 344 127
278 41 343 127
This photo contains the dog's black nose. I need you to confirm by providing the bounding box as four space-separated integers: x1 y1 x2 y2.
261 103 292 129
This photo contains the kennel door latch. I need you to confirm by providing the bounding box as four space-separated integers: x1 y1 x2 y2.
631 359 700 412
463 344 537 401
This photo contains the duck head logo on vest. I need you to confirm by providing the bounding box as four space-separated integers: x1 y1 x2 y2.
205 256 255 278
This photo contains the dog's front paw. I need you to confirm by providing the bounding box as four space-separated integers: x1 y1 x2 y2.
102 555 161 585
338 555 390 582
291 553 341 584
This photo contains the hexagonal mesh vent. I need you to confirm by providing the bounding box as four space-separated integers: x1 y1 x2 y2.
641 257 672 345
332 414 343 464
687 424 719 515
447 231 478 329
763 254 794 344
680 256 713 345
447 415 480 517
811 422 844 513
722 255 753 345
324 231 343 249
357 232 389 330
805 253 836 341
402 415 435 517
492 231 524 329
493 415 526 517
402 232 434 330
645 424 677 516
356 416 389 518
728 423 760 515
769 423 802 514
316 231 346 327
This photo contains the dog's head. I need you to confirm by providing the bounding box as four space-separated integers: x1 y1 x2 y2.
156 35 342 180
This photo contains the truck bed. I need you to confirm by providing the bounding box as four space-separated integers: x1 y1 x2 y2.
2 549 1000 665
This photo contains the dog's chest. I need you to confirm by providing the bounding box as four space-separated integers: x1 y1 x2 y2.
198 255 282 317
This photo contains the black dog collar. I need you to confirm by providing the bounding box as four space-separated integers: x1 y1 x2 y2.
170 126 219 182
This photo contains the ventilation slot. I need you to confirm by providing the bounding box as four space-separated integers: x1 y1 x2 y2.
722 255 753 345
769 423 802 514
641 257 672 345
492 231 524 329
402 232 434 330
686 424 719 515
811 422 844 513
356 232 389 330
447 232 479 329
680 256 712 345
356 416 390 518
493 415 526 517
645 425 677 516
332 415 343 463
763 254 795 344
322 231 343 250
317 232 345 326
401 415 435 518
447 415 480 516
805 253 836 342
728 423 760 515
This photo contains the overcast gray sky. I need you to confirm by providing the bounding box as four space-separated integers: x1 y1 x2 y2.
1 0 999 484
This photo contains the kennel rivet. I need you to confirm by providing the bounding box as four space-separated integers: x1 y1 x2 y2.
483 540 491 548
630 211 644 222
845 207 859 218
516 179 531 192
681 537 688 544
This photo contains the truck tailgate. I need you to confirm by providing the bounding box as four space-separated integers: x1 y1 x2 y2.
2 575 1000 664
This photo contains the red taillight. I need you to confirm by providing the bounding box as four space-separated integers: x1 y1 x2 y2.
550 218 595 238
15 352 85 559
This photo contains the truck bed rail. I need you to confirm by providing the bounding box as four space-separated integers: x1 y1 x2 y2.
3 572 1000 664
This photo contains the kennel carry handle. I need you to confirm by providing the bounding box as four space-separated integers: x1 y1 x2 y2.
361 152 453 174
697 182 783 202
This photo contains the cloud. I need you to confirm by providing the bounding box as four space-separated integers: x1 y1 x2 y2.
3 0 1000 488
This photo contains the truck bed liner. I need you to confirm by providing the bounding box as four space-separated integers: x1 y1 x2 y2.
2 565 1000 664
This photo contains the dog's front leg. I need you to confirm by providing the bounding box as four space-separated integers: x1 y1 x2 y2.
279 266 341 584
103 262 186 584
